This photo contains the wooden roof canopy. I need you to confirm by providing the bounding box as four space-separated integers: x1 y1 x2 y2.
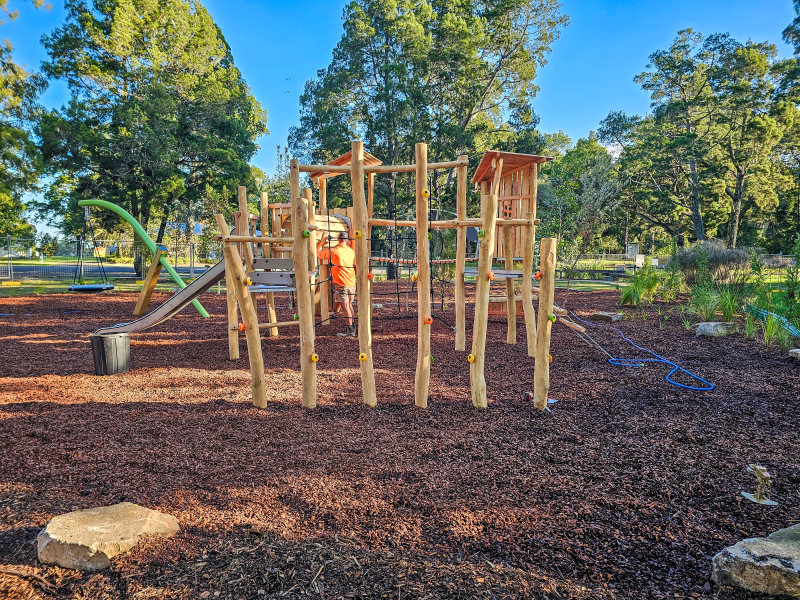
470 150 554 185
307 150 383 181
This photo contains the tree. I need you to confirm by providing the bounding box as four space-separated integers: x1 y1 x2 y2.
0 0 48 237
539 134 611 243
600 30 799 249
706 40 797 248
36 0 268 240
289 0 568 222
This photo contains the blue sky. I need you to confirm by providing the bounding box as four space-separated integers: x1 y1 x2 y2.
4 0 797 231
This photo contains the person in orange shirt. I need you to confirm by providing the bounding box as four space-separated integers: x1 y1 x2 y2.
317 230 357 337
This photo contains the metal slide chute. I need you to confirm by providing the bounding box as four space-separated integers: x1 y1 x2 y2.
93 259 225 335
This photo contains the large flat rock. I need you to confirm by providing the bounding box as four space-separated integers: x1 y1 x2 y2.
592 311 623 322
712 524 800 596
790 348 800 361
696 322 738 337
37 502 179 571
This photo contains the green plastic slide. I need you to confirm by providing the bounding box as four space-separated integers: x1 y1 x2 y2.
78 199 209 317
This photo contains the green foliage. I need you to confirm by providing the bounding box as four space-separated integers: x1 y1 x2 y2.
776 326 793 353
658 237 683 302
289 0 568 221
620 260 659 307
690 287 720 322
762 314 781 346
0 0 48 236
718 290 738 322
745 311 756 339
679 306 693 330
599 29 799 249
36 0 268 237
784 233 800 319
749 249 771 310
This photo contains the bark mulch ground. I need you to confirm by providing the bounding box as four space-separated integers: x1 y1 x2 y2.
0 283 798 600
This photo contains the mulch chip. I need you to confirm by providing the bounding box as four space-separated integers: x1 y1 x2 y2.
1 284 798 599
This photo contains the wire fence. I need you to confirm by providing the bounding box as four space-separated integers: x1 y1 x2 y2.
3 235 796 287
2 236 222 282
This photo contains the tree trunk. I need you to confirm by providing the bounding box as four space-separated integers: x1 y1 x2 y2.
688 159 706 241
726 175 745 249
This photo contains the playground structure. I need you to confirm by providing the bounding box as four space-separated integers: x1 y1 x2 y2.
77 199 210 318
216 141 576 412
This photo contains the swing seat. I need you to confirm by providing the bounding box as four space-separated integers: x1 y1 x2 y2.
68 283 115 293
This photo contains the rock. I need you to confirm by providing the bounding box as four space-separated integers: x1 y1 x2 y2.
696 322 738 337
712 524 800 596
37 502 179 571
592 311 622 322
790 348 800 361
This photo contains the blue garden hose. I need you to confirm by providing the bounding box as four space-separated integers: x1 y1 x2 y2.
569 311 715 392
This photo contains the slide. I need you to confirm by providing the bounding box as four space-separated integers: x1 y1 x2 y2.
77 199 209 317
94 260 226 335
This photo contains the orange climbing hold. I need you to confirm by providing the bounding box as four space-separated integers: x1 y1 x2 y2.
488 272 495 281
238 323 246 332
535 271 542 280
424 316 433 325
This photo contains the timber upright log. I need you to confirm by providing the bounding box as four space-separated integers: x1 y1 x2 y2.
470 194 498 408
317 177 330 325
216 215 266 408
226 260 239 360
415 143 432 408
350 142 377 407
291 162 317 408
260 191 279 338
454 155 468 351
521 164 538 356
534 237 557 411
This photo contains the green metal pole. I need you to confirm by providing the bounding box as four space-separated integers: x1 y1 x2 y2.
78 200 210 317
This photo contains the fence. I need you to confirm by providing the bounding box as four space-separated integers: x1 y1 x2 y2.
2 237 222 282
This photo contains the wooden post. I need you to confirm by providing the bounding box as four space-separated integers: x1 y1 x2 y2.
504 226 515 345
319 177 327 210
367 172 375 322
534 237 556 412
415 142 431 409
133 247 165 316
260 191 278 337
238 186 258 312
303 189 318 320
292 161 317 409
226 260 240 360
216 214 266 408
455 156 468 351
470 194 498 409
521 165 537 356
319 178 330 325
350 141 377 408
491 158 504 195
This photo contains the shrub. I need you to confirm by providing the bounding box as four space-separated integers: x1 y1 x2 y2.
658 237 683 302
776 327 793 353
784 233 800 319
718 290 738 322
620 260 659 307
762 314 781 347
745 312 756 339
689 287 719 322
676 240 751 287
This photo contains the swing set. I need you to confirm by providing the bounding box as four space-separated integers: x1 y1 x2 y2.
67 207 115 293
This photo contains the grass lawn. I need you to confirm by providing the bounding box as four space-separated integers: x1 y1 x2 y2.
0 279 228 298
